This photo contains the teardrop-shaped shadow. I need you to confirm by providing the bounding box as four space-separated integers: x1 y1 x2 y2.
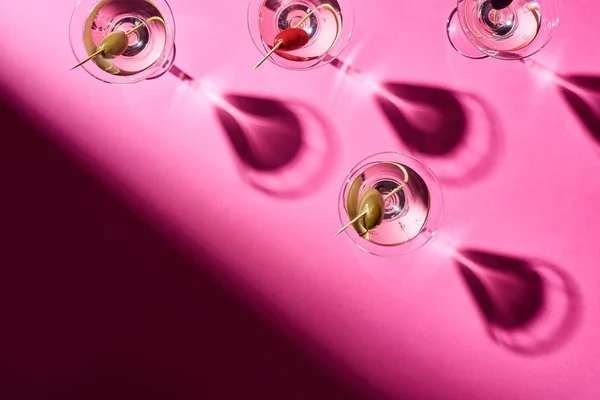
327 59 503 186
214 94 335 198
375 83 467 155
455 248 581 355
215 95 303 171
558 75 600 144
376 83 503 186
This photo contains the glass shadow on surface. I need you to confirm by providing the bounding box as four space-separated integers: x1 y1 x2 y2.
557 76 600 146
329 59 504 187
523 60 600 149
455 249 581 355
168 69 336 198
215 94 335 198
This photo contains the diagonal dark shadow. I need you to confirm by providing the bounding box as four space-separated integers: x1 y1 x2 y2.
0 94 383 400
455 248 582 356
169 68 336 198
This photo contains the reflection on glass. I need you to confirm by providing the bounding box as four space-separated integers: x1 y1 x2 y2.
69 0 177 83
446 0 560 60
248 0 354 70
337 152 444 257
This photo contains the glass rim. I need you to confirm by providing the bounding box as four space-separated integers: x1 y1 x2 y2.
246 0 355 71
337 151 445 257
68 0 177 84
453 0 560 61
446 7 489 59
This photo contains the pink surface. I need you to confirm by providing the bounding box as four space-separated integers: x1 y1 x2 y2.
3 0 600 399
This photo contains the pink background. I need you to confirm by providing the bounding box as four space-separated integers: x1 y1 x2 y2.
3 0 600 399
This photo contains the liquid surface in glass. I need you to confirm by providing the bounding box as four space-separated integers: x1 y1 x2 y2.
83 0 168 75
461 0 541 53
258 0 342 62
347 162 431 246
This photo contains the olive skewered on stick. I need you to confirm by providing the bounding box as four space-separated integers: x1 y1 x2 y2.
334 184 405 237
70 16 163 70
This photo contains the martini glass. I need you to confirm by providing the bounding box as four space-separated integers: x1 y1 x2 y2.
69 0 177 83
446 0 560 60
338 152 444 257
248 0 354 70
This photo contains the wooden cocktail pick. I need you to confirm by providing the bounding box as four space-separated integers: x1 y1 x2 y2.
334 184 405 237
70 23 147 70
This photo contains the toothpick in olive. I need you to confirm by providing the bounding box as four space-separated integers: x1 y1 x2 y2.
71 22 148 71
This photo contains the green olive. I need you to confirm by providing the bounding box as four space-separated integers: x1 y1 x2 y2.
98 30 130 59
358 188 385 231
347 175 369 238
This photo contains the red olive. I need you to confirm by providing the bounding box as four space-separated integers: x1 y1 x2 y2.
274 28 310 51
